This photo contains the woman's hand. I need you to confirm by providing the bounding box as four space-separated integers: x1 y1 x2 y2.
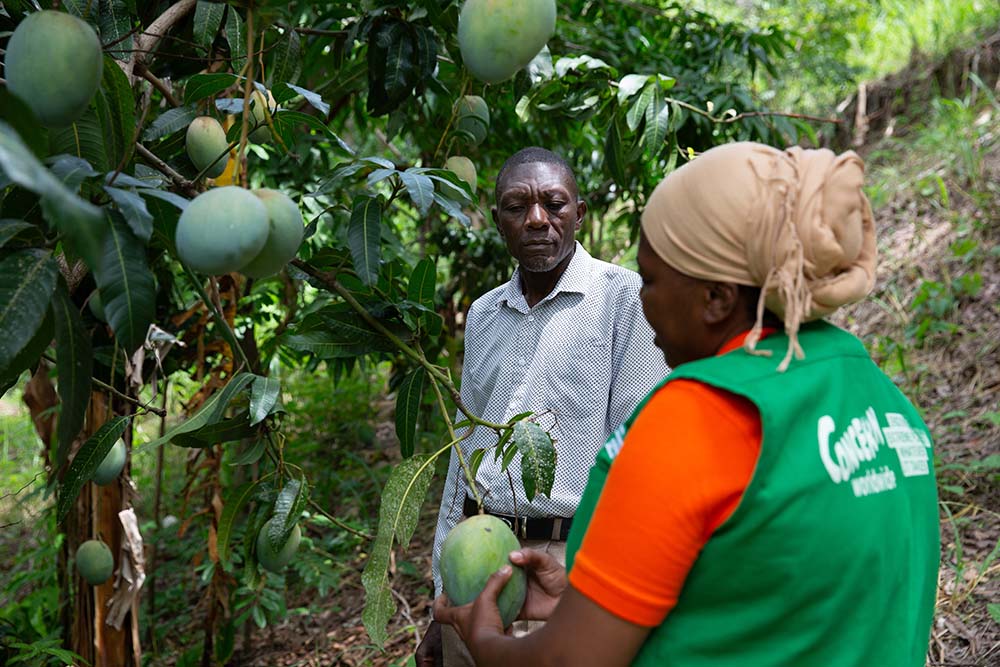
511 548 567 621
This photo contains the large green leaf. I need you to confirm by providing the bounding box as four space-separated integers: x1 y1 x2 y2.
0 250 59 376
141 372 255 450
193 0 226 50
99 0 133 61
225 8 247 74
270 29 302 86
0 308 53 399
52 280 93 466
266 477 307 553
56 416 129 523
98 54 136 169
249 375 280 426
49 107 108 173
512 421 556 501
142 105 198 141
172 417 256 448
0 122 104 270
93 212 155 353
643 84 670 151
625 82 654 132
399 169 434 216
406 258 436 306
0 220 45 250
104 186 153 241
184 74 238 105
348 195 382 286
362 455 434 647
217 478 266 565
394 368 426 458
48 154 99 191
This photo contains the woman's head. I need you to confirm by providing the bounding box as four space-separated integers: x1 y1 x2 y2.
639 142 876 370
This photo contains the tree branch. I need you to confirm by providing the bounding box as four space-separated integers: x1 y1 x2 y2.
134 144 199 197
123 0 198 82
135 62 181 108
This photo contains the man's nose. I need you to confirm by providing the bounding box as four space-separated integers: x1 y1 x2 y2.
525 202 547 227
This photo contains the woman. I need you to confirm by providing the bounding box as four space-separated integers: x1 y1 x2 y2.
434 142 940 666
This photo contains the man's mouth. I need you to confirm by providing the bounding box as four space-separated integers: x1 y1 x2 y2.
524 239 552 247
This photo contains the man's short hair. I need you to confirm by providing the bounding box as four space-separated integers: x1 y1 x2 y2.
495 147 579 203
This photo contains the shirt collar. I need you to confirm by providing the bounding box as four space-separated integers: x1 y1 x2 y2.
498 242 591 311
718 327 778 355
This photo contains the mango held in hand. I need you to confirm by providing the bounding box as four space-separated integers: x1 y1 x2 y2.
186 117 229 178
256 518 301 573
458 0 556 84
440 514 526 627
92 438 126 486
445 156 477 194
241 189 305 278
4 10 103 127
175 186 269 275
454 95 490 146
76 539 114 585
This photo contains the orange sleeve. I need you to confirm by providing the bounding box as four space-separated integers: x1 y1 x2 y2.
568 379 762 627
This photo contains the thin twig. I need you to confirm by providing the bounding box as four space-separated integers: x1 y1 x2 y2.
134 144 199 197
307 499 373 540
40 353 166 417
136 62 181 108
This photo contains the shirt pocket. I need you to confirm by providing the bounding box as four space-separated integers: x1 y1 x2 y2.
543 337 612 418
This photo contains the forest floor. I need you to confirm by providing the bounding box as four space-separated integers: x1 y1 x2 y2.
238 66 1000 667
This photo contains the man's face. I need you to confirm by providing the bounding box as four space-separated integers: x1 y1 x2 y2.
492 162 585 273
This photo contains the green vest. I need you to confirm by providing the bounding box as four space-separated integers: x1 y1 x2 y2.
566 322 939 667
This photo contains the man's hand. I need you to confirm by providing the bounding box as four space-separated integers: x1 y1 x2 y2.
433 566 511 663
511 548 567 621
416 619 443 667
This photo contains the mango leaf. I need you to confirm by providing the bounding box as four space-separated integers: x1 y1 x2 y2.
93 212 155 353
99 54 136 169
604 116 626 183
99 0 133 60
643 84 670 151
394 368 426 458
193 0 225 50
432 192 470 227
52 280 93 466
348 195 382 286
406 258 436 306
142 105 198 141
0 122 105 270
228 438 266 466
285 84 331 116
512 421 556 501
217 478 266 565
172 417 256 448
469 448 487 479
139 188 189 211
0 310 53 399
49 107 108 173
62 0 100 23
56 416 129 523
225 8 247 74
625 82 654 132
362 455 434 647
104 186 153 241
282 309 396 358
48 155 99 191
0 220 45 250
184 74 238 105
0 250 59 376
270 29 302 86
617 73 649 104
367 19 417 116
399 169 434 215
249 375 280 426
267 477 307 553
141 373 255 450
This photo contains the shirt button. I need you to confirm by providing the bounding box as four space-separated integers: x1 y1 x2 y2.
527 315 535 322
518 357 526 365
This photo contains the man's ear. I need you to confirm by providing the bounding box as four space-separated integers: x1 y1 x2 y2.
575 199 587 230
491 206 502 237
702 281 740 325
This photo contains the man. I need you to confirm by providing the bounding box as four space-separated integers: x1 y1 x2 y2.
417 147 669 666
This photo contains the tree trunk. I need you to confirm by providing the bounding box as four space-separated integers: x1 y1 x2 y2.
65 390 142 666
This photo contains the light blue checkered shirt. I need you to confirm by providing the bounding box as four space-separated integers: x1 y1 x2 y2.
431 243 670 594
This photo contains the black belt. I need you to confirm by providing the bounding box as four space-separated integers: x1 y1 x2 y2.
463 497 573 542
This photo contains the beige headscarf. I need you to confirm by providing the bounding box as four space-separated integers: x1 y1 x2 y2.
640 142 877 371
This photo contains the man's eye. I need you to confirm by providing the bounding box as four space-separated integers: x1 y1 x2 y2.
546 202 565 211
505 205 524 213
